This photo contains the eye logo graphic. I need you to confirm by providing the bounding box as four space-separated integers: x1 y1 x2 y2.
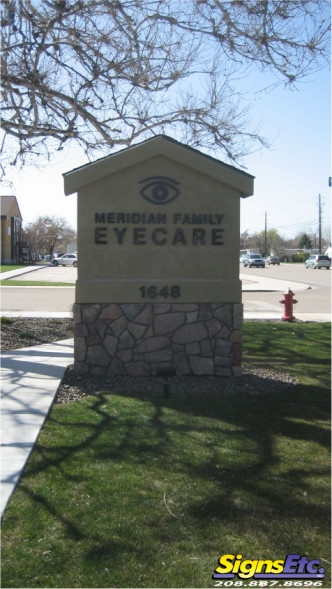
139 177 180 205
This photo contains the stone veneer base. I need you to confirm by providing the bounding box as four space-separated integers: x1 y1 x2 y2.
73 302 243 377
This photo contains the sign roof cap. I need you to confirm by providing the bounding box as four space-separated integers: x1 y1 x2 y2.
63 134 254 197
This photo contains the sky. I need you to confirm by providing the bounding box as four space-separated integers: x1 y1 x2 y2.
240 65 331 241
1 52 331 243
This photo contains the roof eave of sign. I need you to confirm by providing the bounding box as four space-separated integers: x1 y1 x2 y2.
63 135 254 198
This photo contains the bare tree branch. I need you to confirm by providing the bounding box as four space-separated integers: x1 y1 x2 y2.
1 0 330 174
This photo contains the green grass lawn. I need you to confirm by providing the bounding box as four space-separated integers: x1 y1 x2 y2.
1 322 330 588
0 264 28 273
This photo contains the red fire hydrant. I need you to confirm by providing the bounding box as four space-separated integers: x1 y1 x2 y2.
280 288 298 321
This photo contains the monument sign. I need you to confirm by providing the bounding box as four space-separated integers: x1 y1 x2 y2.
64 135 254 377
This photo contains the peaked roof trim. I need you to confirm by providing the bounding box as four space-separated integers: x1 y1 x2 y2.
0 195 23 220
63 135 254 198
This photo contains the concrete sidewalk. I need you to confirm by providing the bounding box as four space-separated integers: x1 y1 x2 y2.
1 310 330 321
1 264 48 280
243 311 331 321
241 273 311 292
1 338 74 517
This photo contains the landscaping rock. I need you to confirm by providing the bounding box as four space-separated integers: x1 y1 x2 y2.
0 318 299 403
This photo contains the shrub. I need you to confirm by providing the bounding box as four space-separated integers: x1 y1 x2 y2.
0 316 15 324
291 252 311 263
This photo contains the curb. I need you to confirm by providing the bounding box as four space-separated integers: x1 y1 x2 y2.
1 312 73 318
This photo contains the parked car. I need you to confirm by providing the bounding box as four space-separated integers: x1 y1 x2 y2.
266 255 280 265
53 253 77 267
305 254 330 270
51 252 63 260
242 254 265 268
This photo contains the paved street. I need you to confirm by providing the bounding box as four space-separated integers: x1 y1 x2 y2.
241 262 331 289
241 263 331 316
1 265 75 315
0 286 75 314
1 263 330 319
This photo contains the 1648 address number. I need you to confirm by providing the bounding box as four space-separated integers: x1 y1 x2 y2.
139 285 181 299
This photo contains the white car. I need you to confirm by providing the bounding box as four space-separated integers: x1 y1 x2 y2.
305 254 330 269
53 254 77 267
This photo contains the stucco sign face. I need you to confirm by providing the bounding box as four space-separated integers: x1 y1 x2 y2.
64 136 254 378
63 136 253 304
93 174 225 251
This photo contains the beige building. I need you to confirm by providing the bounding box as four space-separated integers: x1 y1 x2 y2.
0 196 23 264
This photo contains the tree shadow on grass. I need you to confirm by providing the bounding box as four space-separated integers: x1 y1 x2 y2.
2 374 330 587
242 322 331 386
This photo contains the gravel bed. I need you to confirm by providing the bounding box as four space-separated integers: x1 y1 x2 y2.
0 317 74 352
56 363 297 404
0 317 298 403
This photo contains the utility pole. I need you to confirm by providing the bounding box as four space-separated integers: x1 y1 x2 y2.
318 194 322 254
264 211 267 257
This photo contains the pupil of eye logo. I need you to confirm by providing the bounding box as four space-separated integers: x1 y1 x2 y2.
139 176 180 205
153 184 168 201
